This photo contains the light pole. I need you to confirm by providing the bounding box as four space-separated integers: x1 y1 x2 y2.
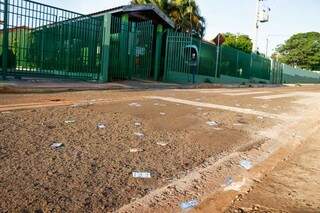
265 34 290 57
253 0 270 53
252 0 261 52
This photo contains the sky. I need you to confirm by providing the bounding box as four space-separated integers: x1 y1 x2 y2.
40 0 320 56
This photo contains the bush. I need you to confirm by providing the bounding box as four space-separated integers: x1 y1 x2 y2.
0 49 17 69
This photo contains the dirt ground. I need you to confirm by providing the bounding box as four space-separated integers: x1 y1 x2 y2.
226 127 320 213
0 85 320 212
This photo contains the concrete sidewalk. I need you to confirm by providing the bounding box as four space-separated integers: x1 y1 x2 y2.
0 78 282 93
0 78 186 93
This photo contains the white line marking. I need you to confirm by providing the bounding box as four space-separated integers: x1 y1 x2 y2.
146 96 283 119
199 89 253 94
255 92 320 100
255 93 298 100
172 89 254 94
223 91 272 96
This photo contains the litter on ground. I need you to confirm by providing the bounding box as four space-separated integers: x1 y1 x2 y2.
97 124 106 129
1 111 12 114
65 120 76 124
257 116 264 119
225 176 233 186
156 141 168 146
129 103 141 107
134 122 141 126
240 159 253 170
132 172 151 178
206 121 219 126
51 142 64 149
160 112 166 115
71 102 92 108
224 178 246 191
180 199 199 209
129 148 144 153
134 132 144 137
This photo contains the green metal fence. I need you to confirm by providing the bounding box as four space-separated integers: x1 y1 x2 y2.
164 30 273 84
270 60 283 84
283 64 320 84
108 16 127 80
164 31 193 82
0 0 103 80
132 21 154 79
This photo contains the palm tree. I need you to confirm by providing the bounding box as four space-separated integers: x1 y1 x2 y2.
131 0 206 38
131 0 171 13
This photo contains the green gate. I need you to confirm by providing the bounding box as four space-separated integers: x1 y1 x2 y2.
0 0 103 80
108 18 154 81
163 30 194 83
132 21 154 79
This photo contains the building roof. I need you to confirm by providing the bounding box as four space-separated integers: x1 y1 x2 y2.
90 4 174 28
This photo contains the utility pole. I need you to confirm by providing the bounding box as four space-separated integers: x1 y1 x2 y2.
265 37 269 56
265 34 291 57
253 0 271 53
214 34 220 79
252 0 261 53
189 0 192 35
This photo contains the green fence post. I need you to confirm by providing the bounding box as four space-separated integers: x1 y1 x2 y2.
100 13 111 83
120 14 129 79
153 24 163 81
2 0 9 79
128 22 136 80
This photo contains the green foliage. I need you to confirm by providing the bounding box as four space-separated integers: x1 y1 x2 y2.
219 33 253 54
131 0 206 38
276 32 320 71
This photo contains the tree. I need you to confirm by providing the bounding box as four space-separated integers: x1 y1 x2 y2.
276 32 320 71
218 33 253 54
131 0 206 38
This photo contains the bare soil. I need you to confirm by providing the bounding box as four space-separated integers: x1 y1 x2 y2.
0 85 319 212
226 127 320 213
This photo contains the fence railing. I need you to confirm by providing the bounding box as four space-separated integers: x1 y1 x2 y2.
0 0 103 80
283 64 320 84
164 30 276 84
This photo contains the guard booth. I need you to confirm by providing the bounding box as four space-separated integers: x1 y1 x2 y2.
91 4 174 82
